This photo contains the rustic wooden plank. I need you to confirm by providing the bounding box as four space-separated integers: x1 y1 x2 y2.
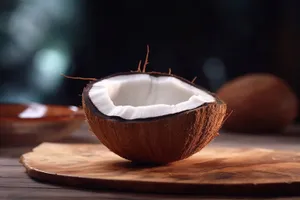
1 188 299 200
0 188 196 200
20 143 300 196
1 125 300 199
0 178 62 189
0 166 27 178
0 158 20 166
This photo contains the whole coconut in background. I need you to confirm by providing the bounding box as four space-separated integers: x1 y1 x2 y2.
216 73 298 133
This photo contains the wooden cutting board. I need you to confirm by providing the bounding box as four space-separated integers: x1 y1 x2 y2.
20 143 300 196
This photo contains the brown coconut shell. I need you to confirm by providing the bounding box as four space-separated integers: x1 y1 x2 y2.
82 72 227 164
216 73 298 133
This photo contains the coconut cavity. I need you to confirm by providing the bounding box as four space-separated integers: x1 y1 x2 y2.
88 73 215 120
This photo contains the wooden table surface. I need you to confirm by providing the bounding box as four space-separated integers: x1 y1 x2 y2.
1 123 300 200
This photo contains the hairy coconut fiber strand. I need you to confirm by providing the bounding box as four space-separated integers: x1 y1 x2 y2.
82 90 226 164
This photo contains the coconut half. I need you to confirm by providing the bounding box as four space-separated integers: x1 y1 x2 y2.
82 72 227 164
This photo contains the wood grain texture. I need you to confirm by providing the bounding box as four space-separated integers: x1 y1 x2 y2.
3 188 300 200
20 143 300 196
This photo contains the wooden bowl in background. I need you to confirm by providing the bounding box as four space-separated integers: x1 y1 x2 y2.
0 103 86 147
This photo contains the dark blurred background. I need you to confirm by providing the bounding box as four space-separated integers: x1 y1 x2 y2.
0 1 299 120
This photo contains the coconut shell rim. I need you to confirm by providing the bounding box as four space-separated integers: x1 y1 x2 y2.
82 71 225 123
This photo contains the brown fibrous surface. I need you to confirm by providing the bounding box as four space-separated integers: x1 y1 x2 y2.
82 72 227 164
216 73 298 133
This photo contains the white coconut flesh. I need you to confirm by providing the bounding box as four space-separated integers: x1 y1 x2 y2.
88 74 216 120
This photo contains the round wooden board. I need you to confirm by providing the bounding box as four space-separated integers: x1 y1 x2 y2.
20 143 300 196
